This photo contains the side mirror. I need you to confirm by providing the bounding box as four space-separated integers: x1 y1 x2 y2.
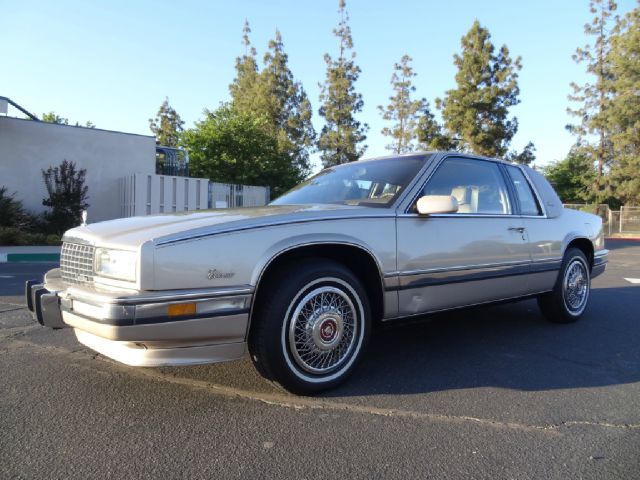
416 195 459 215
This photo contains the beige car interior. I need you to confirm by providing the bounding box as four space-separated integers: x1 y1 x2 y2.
449 185 509 214
451 186 479 213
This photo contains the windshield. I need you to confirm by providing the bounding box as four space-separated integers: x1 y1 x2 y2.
271 155 431 208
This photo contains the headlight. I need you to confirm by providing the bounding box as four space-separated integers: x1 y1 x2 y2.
95 248 137 282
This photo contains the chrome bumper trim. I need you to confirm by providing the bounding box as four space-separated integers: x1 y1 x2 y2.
63 311 249 343
26 269 254 344
61 284 254 306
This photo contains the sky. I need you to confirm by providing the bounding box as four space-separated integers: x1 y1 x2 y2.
2 0 636 172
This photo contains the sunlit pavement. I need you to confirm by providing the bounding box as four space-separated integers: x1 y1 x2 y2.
1 241 639 479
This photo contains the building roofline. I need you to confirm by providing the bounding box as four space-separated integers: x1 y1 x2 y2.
0 115 155 139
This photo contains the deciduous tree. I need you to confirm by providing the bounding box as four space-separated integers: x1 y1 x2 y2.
41 112 94 128
41 112 69 125
41 160 89 235
182 104 302 197
543 150 596 204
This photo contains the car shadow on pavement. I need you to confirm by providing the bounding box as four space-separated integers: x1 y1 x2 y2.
323 285 640 398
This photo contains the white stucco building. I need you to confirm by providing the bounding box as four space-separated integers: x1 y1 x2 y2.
0 97 268 224
0 115 159 222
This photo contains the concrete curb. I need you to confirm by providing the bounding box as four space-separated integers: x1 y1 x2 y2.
0 247 61 263
606 237 640 242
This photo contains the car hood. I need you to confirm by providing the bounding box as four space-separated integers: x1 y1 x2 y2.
63 204 387 249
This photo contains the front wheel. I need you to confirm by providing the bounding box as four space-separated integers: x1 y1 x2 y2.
248 259 371 395
537 247 591 323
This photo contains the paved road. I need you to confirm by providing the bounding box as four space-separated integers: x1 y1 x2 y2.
1 242 639 479
0 262 58 296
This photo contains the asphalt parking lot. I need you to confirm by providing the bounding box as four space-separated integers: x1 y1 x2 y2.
1 240 639 479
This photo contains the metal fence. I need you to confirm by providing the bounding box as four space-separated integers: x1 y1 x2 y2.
563 204 640 235
120 173 208 217
620 206 640 233
208 182 270 209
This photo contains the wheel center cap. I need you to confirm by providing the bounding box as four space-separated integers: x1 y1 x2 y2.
320 319 337 341
311 313 344 350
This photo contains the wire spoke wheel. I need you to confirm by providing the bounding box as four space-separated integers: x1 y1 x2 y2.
250 260 370 394
562 258 589 314
287 285 359 375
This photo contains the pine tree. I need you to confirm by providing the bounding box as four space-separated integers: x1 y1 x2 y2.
439 20 522 158
260 29 316 176
416 101 457 151
505 141 536 165
567 0 618 203
229 20 260 113
606 5 639 205
148 97 184 147
317 0 368 167
229 26 315 178
378 55 424 154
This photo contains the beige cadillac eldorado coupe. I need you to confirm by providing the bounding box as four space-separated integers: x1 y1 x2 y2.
27 152 608 394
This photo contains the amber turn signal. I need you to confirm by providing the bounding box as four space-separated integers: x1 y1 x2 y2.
167 302 197 317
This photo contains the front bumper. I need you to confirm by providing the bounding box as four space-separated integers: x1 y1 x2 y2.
26 268 252 367
592 249 609 278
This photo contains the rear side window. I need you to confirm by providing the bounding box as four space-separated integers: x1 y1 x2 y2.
505 166 542 216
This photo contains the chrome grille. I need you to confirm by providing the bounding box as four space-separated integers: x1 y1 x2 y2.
60 242 95 285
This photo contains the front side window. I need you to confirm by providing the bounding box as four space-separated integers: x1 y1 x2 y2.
505 165 542 216
421 157 511 215
272 155 430 208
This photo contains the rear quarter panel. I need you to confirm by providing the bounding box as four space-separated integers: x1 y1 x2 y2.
523 208 602 292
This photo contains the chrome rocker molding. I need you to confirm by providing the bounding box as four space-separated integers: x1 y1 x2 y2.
386 259 562 292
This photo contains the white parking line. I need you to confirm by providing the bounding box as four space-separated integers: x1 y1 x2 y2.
0 275 15 279
624 278 640 284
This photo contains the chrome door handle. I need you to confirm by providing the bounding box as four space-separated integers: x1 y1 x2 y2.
508 227 526 233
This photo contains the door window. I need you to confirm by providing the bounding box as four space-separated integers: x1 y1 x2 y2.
421 158 512 215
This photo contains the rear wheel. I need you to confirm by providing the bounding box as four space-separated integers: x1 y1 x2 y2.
537 247 591 323
248 259 371 395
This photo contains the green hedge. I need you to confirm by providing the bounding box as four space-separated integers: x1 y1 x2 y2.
0 227 61 246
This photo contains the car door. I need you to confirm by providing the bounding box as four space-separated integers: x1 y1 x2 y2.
395 156 531 316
